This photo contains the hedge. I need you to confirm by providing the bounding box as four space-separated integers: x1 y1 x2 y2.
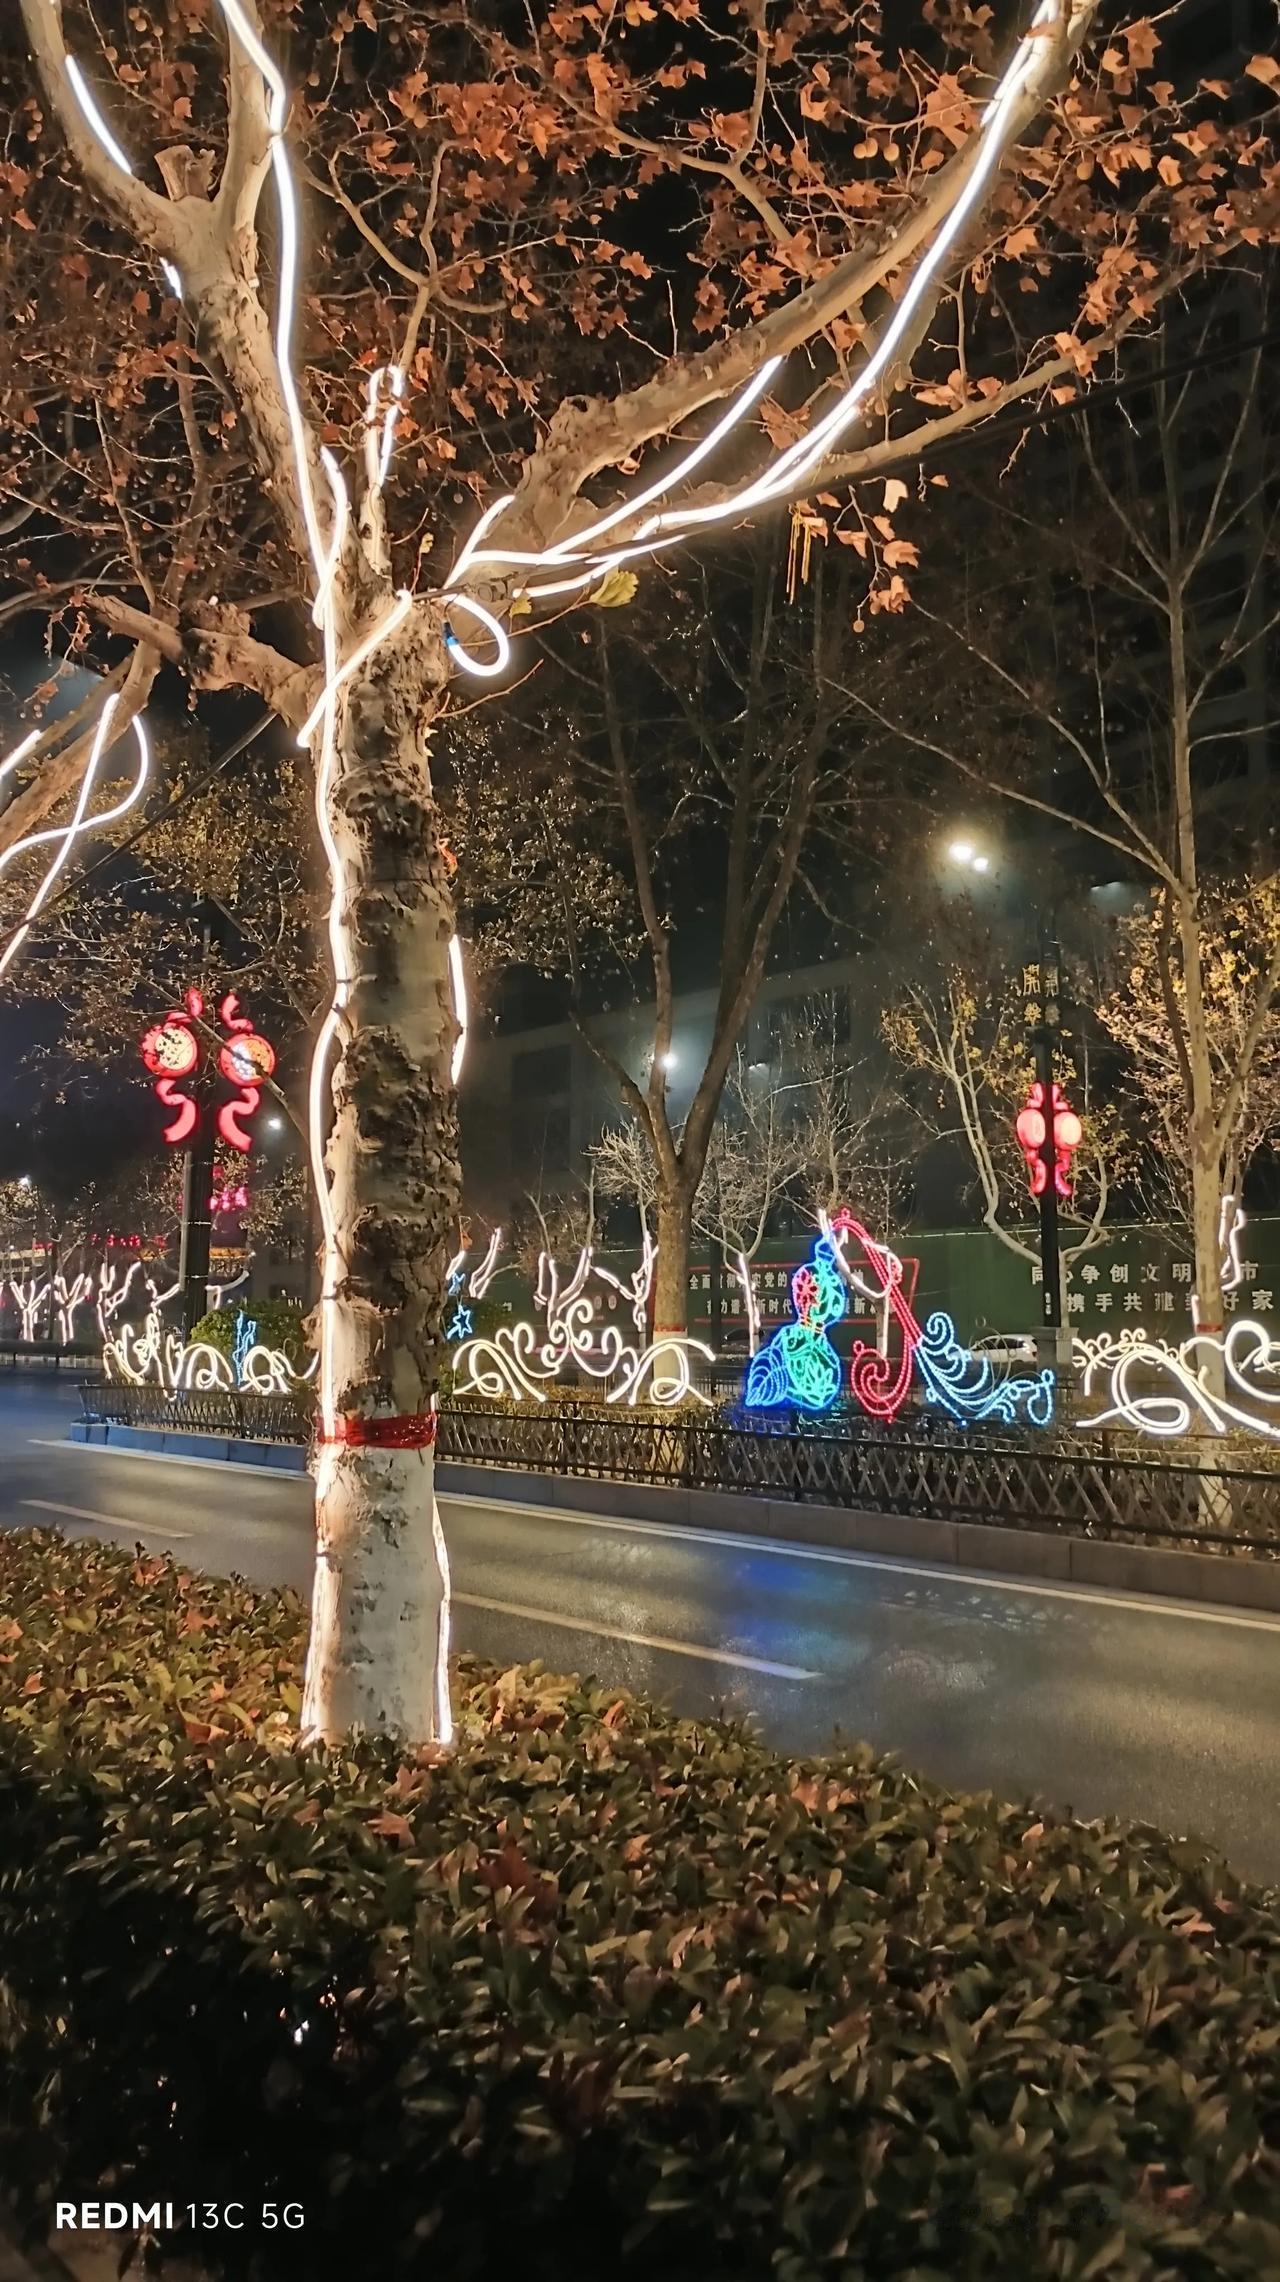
1 1528 1278 2282
189 1299 308 1367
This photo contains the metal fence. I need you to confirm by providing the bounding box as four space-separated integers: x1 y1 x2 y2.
82 1378 313 1445
79 1380 1280 1556
1 1341 99 1370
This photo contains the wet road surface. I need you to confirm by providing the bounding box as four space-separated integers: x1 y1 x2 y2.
2 1375 1277 1882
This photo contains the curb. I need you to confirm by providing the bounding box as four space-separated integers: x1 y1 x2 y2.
69 1420 306 1472
434 1463 1280 1618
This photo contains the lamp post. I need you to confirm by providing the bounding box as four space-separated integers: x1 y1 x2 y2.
140 931 276 1342
1023 942 1064 1348
944 835 1079 1367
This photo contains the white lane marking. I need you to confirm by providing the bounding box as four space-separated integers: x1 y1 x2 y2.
23 1498 191 1540
30 1438 308 1486
441 1494 1280 1635
25 1441 1280 1636
455 1590 818 1680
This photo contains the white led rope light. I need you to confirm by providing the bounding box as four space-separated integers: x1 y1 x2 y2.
448 933 468 1083
0 703 150 984
444 0 1063 624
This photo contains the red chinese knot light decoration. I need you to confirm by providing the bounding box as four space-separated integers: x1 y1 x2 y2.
140 988 203 1144
215 992 276 1151
1015 1081 1082 1200
140 987 275 1154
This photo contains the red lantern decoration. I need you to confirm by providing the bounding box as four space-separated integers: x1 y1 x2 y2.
140 989 202 1144
140 986 275 1154
1015 1081 1082 1201
215 991 276 1151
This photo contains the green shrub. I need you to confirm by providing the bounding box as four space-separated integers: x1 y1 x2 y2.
190 1297 309 1366
1 1528 1278 2281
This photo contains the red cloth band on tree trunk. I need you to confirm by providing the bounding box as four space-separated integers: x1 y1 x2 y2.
317 1413 438 1449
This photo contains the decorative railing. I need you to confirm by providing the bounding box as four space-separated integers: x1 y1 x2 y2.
78 1380 1280 1556
82 1377 313 1446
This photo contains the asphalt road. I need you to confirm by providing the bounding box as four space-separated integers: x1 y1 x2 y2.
3 1374 1279 1884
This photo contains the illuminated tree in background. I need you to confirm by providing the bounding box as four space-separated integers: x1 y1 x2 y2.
2 0 1277 1742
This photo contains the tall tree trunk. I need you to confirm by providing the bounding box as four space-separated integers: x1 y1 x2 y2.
300 616 461 1744
653 1181 694 1340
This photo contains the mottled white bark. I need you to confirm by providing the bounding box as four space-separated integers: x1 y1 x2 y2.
300 620 461 1743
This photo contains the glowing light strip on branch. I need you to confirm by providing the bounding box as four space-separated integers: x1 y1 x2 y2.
467 1226 502 1298
735 1249 760 1355
1075 1319 1280 1441
0 703 150 984
438 0 1062 644
448 933 468 1083
0 729 40 804
64 53 138 179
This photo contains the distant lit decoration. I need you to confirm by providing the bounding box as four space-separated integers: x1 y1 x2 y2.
231 1311 259 1383
211 1181 250 1215
451 1236 712 1407
104 1301 317 1397
445 1302 473 1342
467 1226 502 1298
1075 1320 1280 1441
216 993 276 1151
740 1208 1054 1427
53 1270 94 1345
843 1206 1055 1427
743 1227 847 1414
1015 1080 1082 1200
6 1276 48 1344
141 989 203 1145
839 1211 920 1425
915 1312 1055 1426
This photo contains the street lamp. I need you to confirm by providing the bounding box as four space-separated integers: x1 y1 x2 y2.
946 835 992 876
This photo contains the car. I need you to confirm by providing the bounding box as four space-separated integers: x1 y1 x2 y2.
969 1331 1039 1366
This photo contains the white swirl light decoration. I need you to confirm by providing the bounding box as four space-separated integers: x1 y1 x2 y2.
452 1320 553 1403
1075 1320 1280 1441
607 1337 715 1408
917 1312 1056 1428
176 1341 235 1392
240 1343 320 1396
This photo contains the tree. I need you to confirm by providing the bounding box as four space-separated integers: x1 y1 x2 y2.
594 1047 813 1337
853 281 1280 1361
460 542 883 1332
882 948 1123 1341
1096 883 1280 1244
13 734 323 1140
2 0 1276 1740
